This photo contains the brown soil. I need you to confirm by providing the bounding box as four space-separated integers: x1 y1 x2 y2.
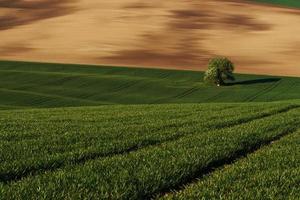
0 0 300 77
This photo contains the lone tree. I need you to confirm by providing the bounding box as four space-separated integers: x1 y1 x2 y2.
204 57 235 86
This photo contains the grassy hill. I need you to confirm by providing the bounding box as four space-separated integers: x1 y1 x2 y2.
0 60 299 199
1 61 300 109
0 101 299 199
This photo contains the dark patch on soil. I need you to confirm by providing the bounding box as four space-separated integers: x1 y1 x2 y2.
170 8 271 31
0 43 34 56
102 33 212 69
221 14 271 31
0 0 77 30
123 2 156 9
101 4 272 69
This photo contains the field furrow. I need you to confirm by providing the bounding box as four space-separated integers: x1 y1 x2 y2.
0 88 102 105
0 105 299 199
244 80 281 102
1 61 300 108
160 129 300 199
0 61 299 199
174 87 200 99
0 103 286 183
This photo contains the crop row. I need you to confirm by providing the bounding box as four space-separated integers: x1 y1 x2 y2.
0 105 299 199
160 129 300 199
0 66 188 107
0 103 285 182
2 61 300 108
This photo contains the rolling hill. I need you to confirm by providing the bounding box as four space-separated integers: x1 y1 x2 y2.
0 61 300 109
1 0 300 199
1 0 300 77
0 60 299 199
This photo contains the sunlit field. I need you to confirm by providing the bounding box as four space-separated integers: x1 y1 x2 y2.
0 0 300 199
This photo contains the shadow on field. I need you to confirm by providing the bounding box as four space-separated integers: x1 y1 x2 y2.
227 78 281 86
0 0 77 30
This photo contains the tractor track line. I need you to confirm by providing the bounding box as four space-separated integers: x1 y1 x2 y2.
153 126 300 200
0 105 298 184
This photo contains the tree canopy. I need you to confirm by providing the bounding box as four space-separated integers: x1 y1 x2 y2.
204 57 235 86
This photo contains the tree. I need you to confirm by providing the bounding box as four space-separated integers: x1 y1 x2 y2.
204 57 235 86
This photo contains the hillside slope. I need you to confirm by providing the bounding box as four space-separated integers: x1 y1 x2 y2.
1 0 300 76
0 61 299 109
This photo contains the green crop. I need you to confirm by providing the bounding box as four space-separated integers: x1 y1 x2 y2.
0 61 299 199
0 61 300 109
160 130 300 200
0 103 289 183
0 102 299 199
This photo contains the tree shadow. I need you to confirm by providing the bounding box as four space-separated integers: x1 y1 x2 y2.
226 78 281 86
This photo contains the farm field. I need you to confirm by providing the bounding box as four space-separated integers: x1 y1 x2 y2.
1 61 300 109
1 0 300 199
0 101 299 199
1 0 300 76
160 129 300 200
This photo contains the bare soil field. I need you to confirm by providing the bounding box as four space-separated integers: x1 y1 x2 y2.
0 0 300 76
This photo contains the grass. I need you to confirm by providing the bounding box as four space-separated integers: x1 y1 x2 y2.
251 0 300 8
0 103 277 182
0 101 299 199
0 60 299 199
160 130 300 200
0 103 294 182
0 60 300 109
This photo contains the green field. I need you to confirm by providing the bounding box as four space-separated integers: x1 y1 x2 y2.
160 129 300 200
0 101 299 199
252 0 300 8
1 61 300 109
0 60 299 199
